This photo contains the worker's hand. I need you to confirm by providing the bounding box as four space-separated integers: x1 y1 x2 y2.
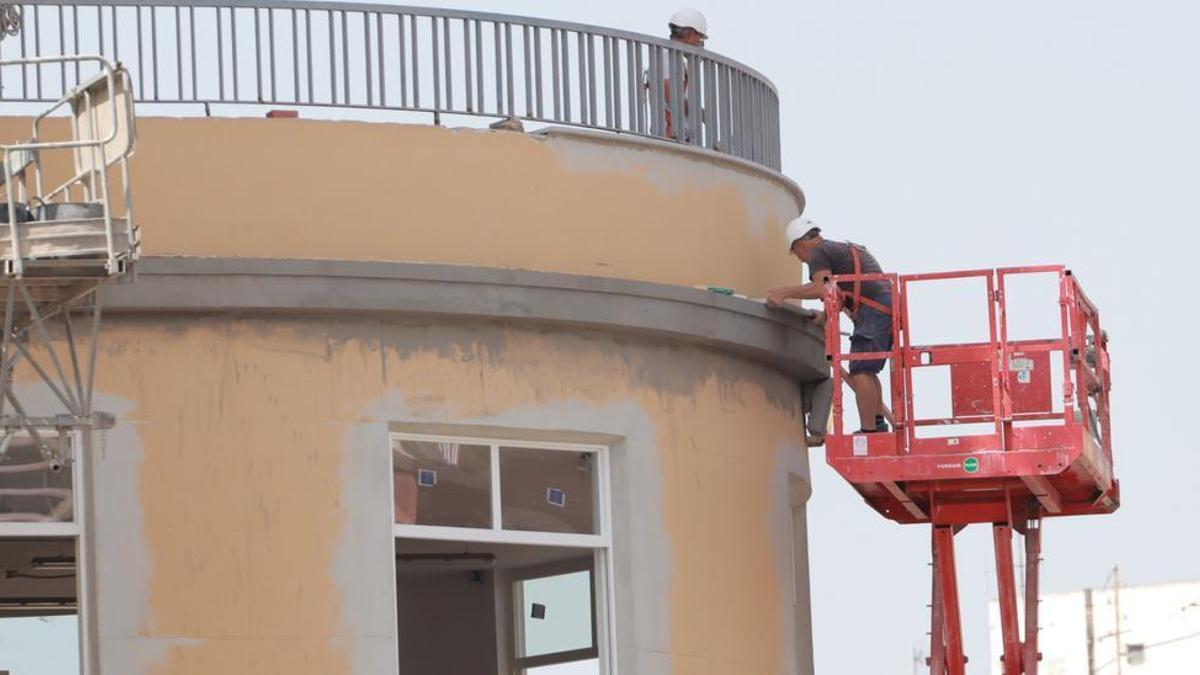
811 310 827 327
766 288 791 307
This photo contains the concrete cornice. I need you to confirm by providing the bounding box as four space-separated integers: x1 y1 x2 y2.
101 257 829 381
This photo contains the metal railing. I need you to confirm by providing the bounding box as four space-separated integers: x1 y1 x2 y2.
0 1 782 170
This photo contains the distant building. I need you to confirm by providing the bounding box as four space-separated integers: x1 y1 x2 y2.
988 579 1200 674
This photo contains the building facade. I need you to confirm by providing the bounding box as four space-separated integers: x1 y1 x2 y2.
0 4 824 674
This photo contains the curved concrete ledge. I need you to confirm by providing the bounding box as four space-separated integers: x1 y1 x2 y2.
102 257 829 381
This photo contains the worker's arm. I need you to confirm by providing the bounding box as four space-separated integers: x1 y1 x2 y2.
766 269 832 307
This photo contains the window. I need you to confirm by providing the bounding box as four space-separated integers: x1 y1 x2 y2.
391 433 615 675
516 569 598 672
0 432 85 675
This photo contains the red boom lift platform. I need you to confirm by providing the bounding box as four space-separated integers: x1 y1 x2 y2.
821 265 1117 675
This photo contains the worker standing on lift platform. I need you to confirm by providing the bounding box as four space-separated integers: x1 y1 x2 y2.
767 218 893 434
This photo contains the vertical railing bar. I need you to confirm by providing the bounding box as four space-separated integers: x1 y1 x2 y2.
721 65 732 153
700 58 710 148
504 23 514 116
98 5 105 63
473 19 482 112
443 16 452 111
756 81 765 162
604 36 615 128
150 4 159 101
397 13 407 107
190 6 197 101
268 8 276 103
175 7 183 101
135 6 146 101
231 6 239 100
73 6 80 85
328 8 336 103
492 22 501 114
410 14 419 107
561 28 571 121
217 6 225 101
588 33 598 126
363 12 372 106
550 28 561 120
253 8 263 101
431 14 441 111
523 25 532 116
111 4 118 63
291 8 299 103
689 55 702 147
647 45 661 137
670 49 684 140
533 26 543 119
57 6 65 89
18 6 27 99
341 11 349 105
472 19 482 110
633 42 644 134
577 32 587 125
305 9 313 103
33 5 42 99
462 17 472 112
377 12 385 106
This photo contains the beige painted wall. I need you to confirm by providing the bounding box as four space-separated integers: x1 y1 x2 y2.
14 316 811 675
0 116 804 297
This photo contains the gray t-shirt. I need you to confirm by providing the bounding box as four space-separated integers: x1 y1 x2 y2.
807 240 890 301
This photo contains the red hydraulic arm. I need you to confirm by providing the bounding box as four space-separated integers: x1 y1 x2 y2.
820 265 1117 675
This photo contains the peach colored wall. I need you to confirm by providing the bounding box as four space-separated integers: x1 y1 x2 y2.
19 316 809 675
0 116 803 298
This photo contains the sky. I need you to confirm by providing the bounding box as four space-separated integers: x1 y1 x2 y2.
4 1 1200 673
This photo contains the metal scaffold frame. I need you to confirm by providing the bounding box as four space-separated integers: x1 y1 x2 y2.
0 53 137 471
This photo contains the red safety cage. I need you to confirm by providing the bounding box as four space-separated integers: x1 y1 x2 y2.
820 265 1118 675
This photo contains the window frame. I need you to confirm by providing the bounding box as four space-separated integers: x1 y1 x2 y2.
0 430 91 675
390 432 618 675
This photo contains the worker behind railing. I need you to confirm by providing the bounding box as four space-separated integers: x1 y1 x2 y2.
662 8 707 142
768 219 895 434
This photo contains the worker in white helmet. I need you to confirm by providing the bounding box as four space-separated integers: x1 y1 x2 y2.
768 218 895 434
668 7 707 47
657 8 707 141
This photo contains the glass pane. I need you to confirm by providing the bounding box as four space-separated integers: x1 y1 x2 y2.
0 537 79 674
528 660 600 674
393 439 491 528
519 570 594 658
0 436 74 523
0 616 80 674
500 447 596 534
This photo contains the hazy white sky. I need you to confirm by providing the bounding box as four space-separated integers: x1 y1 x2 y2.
5 1 1199 673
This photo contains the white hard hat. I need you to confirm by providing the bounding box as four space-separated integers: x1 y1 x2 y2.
785 217 820 252
669 8 708 37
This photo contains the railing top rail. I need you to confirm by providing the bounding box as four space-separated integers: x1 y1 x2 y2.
16 0 777 88
2 1 784 170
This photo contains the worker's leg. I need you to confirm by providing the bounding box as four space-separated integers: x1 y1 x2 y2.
849 372 882 430
849 301 893 432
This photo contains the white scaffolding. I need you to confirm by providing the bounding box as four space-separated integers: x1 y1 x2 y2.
0 55 137 471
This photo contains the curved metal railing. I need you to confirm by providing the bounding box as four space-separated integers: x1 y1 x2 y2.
0 1 782 170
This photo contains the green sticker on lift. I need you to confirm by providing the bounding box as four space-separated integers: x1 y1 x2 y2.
963 457 980 474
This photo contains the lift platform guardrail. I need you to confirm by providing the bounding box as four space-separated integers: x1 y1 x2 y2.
821 265 1118 675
